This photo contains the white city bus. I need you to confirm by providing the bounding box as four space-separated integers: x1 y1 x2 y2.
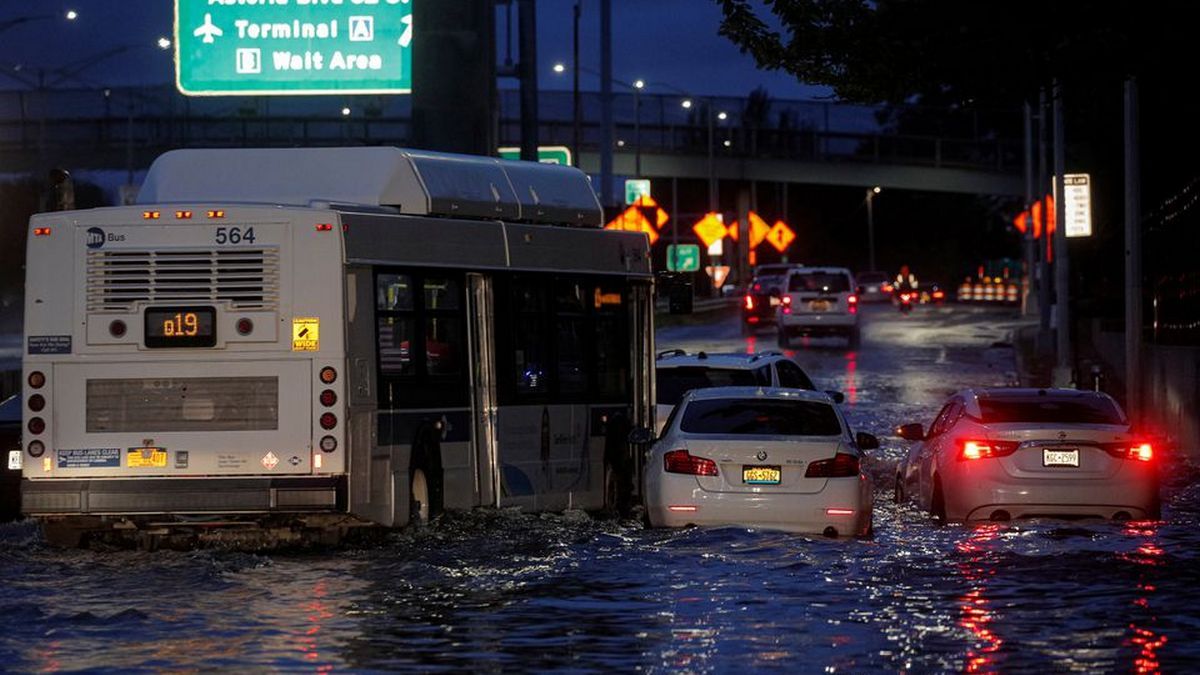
20 147 654 542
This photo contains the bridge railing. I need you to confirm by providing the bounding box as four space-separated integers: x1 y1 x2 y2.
0 85 1021 173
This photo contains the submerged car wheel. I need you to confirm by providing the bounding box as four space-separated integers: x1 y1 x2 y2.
894 474 905 504
931 477 947 524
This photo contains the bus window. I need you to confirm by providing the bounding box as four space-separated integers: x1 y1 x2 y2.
513 282 549 394
594 282 629 399
555 281 588 394
375 271 467 407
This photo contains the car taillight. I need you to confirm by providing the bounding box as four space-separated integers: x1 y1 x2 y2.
900 293 912 302
805 453 859 478
958 439 1020 460
848 295 858 305
782 296 792 305
663 449 719 476
1103 442 1153 462
744 295 754 310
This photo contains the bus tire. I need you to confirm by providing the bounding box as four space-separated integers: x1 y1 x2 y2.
409 427 444 526
409 467 431 526
603 413 633 519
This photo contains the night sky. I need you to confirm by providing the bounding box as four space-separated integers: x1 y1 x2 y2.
2 0 828 100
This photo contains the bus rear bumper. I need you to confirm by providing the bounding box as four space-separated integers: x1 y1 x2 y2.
21 476 346 516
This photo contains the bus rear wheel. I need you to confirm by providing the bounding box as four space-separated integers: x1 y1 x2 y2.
410 467 430 526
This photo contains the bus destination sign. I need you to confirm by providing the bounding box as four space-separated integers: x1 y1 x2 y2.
175 0 413 96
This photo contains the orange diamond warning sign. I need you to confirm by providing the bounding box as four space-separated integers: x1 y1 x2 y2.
693 212 726 248
766 220 795 253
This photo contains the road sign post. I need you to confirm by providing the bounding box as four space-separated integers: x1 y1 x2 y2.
175 0 412 95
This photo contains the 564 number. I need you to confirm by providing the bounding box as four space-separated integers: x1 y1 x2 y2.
214 226 256 245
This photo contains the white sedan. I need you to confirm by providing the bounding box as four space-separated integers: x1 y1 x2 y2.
640 387 876 537
895 388 1160 522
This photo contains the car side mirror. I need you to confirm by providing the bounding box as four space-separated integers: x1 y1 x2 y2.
856 432 880 450
825 390 845 404
896 423 925 442
628 427 656 446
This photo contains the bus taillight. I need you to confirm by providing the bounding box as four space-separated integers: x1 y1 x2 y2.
27 440 45 458
27 417 45 435
28 371 45 389
319 436 337 452
320 390 337 407
319 367 337 384
319 413 337 430
28 394 45 412
236 318 254 336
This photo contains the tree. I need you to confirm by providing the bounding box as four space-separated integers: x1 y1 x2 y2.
715 0 1196 107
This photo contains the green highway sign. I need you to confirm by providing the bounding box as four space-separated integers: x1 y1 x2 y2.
175 0 412 96
625 179 651 205
666 244 701 272
497 146 573 166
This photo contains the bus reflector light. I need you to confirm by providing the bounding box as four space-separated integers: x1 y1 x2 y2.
28 372 45 389
826 508 855 516
319 413 337 430
28 394 45 412
175 210 193 219
236 318 254 336
33 227 52 236
319 389 337 407
207 210 225 219
319 367 337 384
142 210 160 220
27 440 45 458
28 417 45 435
315 223 334 232
109 320 127 338
668 505 698 512
43 457 52 472
314 454 323 469
319 435 337 452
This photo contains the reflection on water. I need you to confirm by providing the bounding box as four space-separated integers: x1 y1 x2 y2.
957 524 1003 673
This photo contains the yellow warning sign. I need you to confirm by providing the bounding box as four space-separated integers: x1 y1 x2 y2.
292 317 320 352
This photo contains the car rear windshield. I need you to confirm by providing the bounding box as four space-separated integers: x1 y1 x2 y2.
978 397 1125 425
656 367 768 406
858 273 888 284
680 398 842 436
752 276 785 292
789 272 851 293
756 265 793 277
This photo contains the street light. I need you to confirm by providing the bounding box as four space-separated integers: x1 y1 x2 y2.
157 37 172 50
866 186 881 271
0 9 79 38
552 62 646 176
552 62 565 73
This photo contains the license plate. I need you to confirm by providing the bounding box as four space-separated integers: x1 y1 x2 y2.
128 448 168 468
809 300 830 312
1043 448 1079 467
7 450 21 471
743 465 781 485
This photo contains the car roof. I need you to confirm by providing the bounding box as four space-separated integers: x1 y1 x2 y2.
682 386 835 404
955 388 1121 417
787 266 853 276
656 351 787 369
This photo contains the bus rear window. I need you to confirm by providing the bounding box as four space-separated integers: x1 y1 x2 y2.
656 367 769 406
680 398 842 436
978 397 1125 425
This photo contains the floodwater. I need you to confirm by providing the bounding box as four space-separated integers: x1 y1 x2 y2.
2 305 1198 672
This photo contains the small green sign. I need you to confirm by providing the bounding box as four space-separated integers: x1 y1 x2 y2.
497 146 573 166
625 179 651 205
175 0 412 96
666 244 701 272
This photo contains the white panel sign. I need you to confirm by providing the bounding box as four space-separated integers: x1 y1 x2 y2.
1063 173 1092 238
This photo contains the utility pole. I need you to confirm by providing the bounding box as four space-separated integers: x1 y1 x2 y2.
572 1 581 167
517 0 538 162
1124 77 1143 416
866 187 879 271
1037 88 1052 346
1052 80 1072 387
599 0 613 209
1023 101 1036 316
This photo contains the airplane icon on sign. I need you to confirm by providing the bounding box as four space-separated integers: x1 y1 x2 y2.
194 13 223 44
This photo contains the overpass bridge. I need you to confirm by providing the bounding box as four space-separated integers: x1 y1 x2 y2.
0 85 1022 197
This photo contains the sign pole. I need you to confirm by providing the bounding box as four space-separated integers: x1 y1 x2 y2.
1124 77 1143 417
1053 80 1072 386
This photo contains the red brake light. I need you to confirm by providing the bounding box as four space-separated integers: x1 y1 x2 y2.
744 295 754 310
805 453 859 478
33 227 52 236
848 294 858 305
315 223 334 232
958 439 1020 461
28 371 45 389
1104 442 1153 462
28 417 46 435
319 412 337 430
663 449 719 476
319 389 337 407
782 296 792 305
319 367 337 384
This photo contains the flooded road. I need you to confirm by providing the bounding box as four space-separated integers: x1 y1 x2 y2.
3 305 1199 672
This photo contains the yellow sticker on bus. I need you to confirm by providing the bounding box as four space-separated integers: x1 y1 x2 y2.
292 317 320 351
128 448 168 468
